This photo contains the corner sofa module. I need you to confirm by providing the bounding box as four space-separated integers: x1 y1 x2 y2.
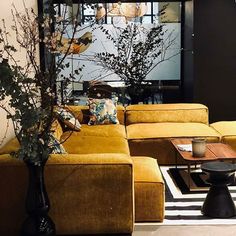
0 104 165 236
0 153 134 236
125 104 221 165
210 121 236 151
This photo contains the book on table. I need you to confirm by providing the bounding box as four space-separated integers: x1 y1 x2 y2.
177 144 192 152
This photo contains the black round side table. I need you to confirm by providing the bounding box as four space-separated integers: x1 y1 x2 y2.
201 161 236 218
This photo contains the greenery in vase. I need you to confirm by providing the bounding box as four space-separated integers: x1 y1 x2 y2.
0 1 93 164
92 16 180 102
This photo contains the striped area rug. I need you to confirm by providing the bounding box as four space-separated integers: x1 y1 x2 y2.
160 166 236 225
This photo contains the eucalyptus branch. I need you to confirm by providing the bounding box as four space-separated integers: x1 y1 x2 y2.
0 2 104 163
0 31 38 108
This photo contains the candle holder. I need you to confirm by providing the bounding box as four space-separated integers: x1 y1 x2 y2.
192 138 206 157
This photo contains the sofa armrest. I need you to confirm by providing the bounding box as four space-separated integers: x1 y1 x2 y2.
48 153 132 164
0 153 134 235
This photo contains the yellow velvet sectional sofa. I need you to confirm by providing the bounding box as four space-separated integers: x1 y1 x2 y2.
0 103 225 236
0 104 165 236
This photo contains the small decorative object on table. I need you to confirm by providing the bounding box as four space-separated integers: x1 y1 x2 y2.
177 144 192 152
192 138 206 157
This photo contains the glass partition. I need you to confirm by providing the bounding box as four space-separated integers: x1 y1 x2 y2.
41 1 182 105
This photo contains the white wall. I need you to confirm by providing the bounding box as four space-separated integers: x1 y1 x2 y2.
0 0 37 147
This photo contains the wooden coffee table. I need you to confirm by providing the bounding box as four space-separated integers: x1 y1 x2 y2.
170 138 236 190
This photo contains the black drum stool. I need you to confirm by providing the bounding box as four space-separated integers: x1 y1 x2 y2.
201 161 236 218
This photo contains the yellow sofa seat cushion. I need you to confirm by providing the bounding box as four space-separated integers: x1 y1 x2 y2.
125 103 209 125
127 123 220 140
77 124 126 138
132 156 164 183
61 133 130 155
210 121 236 136
211 121 236 151
131 156 164 222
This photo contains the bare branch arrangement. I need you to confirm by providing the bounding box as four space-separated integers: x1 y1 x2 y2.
90 17 180 103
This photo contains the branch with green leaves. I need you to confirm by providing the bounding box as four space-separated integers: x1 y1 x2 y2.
0 1 94 164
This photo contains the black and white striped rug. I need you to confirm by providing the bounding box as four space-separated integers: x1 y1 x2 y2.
160 166 236 225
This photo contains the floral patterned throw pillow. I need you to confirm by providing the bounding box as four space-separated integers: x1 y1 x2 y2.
55 107 81 131
88 98 119 125
48 133 67 154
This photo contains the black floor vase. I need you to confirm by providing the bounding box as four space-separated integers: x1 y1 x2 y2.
21 161 55 236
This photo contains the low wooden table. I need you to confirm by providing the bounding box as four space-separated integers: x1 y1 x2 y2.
170 138 236 190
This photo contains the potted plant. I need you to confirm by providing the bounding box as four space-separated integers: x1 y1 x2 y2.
0 1 93 235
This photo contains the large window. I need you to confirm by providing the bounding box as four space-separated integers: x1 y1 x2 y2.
41 1 182 105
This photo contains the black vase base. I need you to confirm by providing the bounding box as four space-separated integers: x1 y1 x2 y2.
21 215 55 236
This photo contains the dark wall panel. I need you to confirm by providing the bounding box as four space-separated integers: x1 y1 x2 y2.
182 0 194 102
193 0 236 122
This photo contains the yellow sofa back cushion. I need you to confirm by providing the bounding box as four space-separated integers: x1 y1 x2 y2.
66 105 125 125
125 104 209 125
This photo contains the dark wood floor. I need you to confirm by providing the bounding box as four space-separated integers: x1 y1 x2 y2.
57 234 132 236
58 234 132 236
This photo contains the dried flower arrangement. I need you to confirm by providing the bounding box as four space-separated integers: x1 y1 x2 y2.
0 1 93 164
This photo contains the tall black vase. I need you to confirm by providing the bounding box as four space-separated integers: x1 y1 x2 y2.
21 161 55 236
